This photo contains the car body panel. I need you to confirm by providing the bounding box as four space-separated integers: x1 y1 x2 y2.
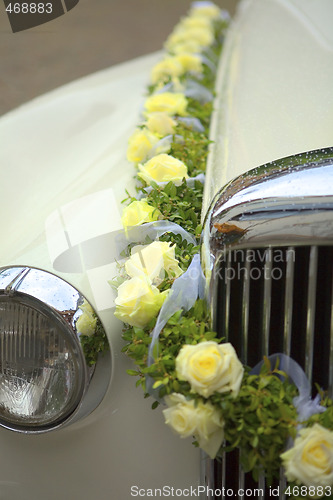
0 52 200 500
203 0 333 215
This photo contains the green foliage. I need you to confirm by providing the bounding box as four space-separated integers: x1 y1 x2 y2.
159 232 199 272
186 98 214 130
122 299 217 397
80 318 110 367
211 364 298 483
169 124 212 177
140 179 203 236
306 388 333 430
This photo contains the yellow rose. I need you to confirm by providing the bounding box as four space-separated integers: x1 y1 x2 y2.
168 39 202 55
190 4 221 20
125 241 183 283
166 27 214 50
281 424 333 488
176 341 244 398
174 53 203 74
151 57 183 84
121 199 161 229
179 16 213 31
163 393 224 459
146 112 177 137
138 153 188 185
144 92 188 117
76 300 97 337
126 128 159 163
114 276 168 328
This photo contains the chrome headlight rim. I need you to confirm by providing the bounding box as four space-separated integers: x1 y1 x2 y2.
0 266 110 434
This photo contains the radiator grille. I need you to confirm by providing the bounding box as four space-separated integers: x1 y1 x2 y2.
211 245 333 499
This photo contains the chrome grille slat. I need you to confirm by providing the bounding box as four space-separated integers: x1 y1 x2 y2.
305 245 318 381
238 457 244 499
283 247 295 355
241 252 251 362
262 248 272 356
328 276 333 398
258 476 265 500
224 252 231 341
221 451 226 492
239 255 250 499
279 468 287 500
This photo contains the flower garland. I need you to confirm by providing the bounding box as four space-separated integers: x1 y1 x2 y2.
75 299 109 366
111 2 333 497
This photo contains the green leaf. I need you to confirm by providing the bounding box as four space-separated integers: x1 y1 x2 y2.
126 369 140 376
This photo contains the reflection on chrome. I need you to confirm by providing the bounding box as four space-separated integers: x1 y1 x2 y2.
202 147 333 284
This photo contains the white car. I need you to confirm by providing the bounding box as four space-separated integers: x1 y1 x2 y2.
0 0 332 499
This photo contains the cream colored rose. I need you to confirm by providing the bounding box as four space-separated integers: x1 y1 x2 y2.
126 128 159 163
151 57 183 84
121 199 161 229
114 276 168 328
281 424 333 488
163 393 224 459
76 300 97 337
146 112 177 137
125 241 183 283
176 341 244 398
144 92 188 117
163 394 198 438
138 153 188 185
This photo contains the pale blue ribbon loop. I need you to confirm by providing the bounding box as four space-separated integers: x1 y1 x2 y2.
177 116 205 132
251 353 326 422
151 79 213 103
146 252 205 400
115 220 198 258
183 80 214 103
148 134 183 159
148 253 205 365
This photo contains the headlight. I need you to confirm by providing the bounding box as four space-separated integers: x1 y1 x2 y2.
0 266 111 434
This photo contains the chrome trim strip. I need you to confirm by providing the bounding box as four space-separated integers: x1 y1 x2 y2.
305 246 318 381
202 148 333 259
4 267 30 296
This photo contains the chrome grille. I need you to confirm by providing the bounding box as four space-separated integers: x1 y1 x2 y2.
210 245 333 499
